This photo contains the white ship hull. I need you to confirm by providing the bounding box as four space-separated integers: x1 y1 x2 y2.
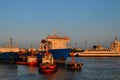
78 52 120 57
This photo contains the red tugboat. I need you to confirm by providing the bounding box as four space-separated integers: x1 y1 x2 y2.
17 55 37 66
27 54 38 66
39 50 57 73
17 52 38 66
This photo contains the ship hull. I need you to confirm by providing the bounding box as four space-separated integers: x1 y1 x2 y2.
0 52 19 63
37 48 71 61
48 48 71 60
78 52 120 57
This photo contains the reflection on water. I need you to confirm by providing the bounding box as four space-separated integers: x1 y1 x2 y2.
0 63 18 80
28 66 37 74
0 57 120 80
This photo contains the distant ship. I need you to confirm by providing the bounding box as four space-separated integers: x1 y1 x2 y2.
38 33 71 60
0 38 19 62
77 37 120 57
0 38 19 53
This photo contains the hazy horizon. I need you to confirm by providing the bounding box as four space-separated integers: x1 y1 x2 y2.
0 0 120 49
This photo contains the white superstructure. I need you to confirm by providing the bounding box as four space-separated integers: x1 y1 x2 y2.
111 37 120 52
39 34 70 51
0 38 19 52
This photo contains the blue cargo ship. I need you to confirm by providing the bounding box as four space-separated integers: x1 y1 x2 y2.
38 34 71 60
0 38 19 63
49 48 71 60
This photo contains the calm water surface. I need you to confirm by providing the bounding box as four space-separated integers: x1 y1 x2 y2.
0 57 120 80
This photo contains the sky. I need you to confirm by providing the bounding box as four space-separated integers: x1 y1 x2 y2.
0 0 120 49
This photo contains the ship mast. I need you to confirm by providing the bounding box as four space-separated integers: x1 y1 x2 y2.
53 30 56 36
85 40 88 49
74 40 77 49
9 38 13 47
115 36 117 40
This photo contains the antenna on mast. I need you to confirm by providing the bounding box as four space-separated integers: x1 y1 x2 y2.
30 43 33 48
52 30 56 36
115 36 117 40
74 40 77 49
10 38 13 47
85 40 87 49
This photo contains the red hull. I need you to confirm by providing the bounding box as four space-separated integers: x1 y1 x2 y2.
17 62 28 65
48 65 56 69
17 61 37 66
40 65 47 69
39 64 57 73
28 61 37 66
42 68 56 73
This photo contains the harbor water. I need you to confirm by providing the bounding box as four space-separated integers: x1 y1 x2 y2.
0 57 120 80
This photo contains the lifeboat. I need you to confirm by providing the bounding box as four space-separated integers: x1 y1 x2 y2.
39 50 57 73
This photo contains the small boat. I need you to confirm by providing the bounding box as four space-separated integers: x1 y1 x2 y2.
39 50 57 73
67 52 83 71
67 62 83 71
27 55 38 66
17 52 38 66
